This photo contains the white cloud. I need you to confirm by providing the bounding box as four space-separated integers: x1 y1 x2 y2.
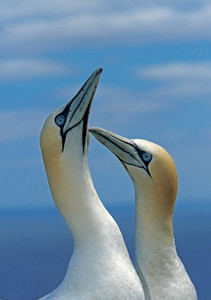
1 1 211 53
151 83 211 98
0 108 47 143
0 0 102 21
137 62 211 82
136 62 211 99
0 59 69 81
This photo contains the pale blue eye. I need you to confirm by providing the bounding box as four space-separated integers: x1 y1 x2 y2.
55 115 65 126
142 152 152 162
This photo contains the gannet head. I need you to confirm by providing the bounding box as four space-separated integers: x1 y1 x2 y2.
40 69 102 210
89 127 178 224
40 68 102 162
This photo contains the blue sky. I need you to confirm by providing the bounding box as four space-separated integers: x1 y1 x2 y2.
0 0 211 210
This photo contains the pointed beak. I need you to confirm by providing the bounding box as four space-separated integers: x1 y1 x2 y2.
60 68 102 151
63 68 102 133
89 127 145 168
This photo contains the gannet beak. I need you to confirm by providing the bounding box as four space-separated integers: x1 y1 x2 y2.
63 68 102 132
89 127 146 169
58 68 102 151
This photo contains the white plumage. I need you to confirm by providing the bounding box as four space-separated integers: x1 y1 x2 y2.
89 127 198 300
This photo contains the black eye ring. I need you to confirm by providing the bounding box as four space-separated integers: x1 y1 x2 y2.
142 152 152 162
55 115 66 127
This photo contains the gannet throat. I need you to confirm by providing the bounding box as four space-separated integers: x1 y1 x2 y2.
89 127 198 300
39 71 145 300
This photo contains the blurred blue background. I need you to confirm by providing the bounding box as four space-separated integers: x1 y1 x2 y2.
0 1 210 299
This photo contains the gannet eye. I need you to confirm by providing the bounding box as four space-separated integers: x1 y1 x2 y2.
55 115 66 126
142 152 152 162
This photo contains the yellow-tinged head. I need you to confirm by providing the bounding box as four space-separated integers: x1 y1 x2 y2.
40 68 102 162
89 127 178 226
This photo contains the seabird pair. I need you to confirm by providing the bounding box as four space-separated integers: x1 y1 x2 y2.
39 69 197 299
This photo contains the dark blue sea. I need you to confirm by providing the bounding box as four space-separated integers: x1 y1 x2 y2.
0 202 210 300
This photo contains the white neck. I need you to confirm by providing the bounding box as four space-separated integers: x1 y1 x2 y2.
135 187 176 289
43 140 144 299
134 185 197 300
50 146 120 250
57 156 119 290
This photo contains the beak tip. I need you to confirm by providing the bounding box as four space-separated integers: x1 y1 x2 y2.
94 68 103 78
88 127 100 136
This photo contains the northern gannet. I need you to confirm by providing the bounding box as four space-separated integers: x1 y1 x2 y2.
89 127 198 300
39 70 145 300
